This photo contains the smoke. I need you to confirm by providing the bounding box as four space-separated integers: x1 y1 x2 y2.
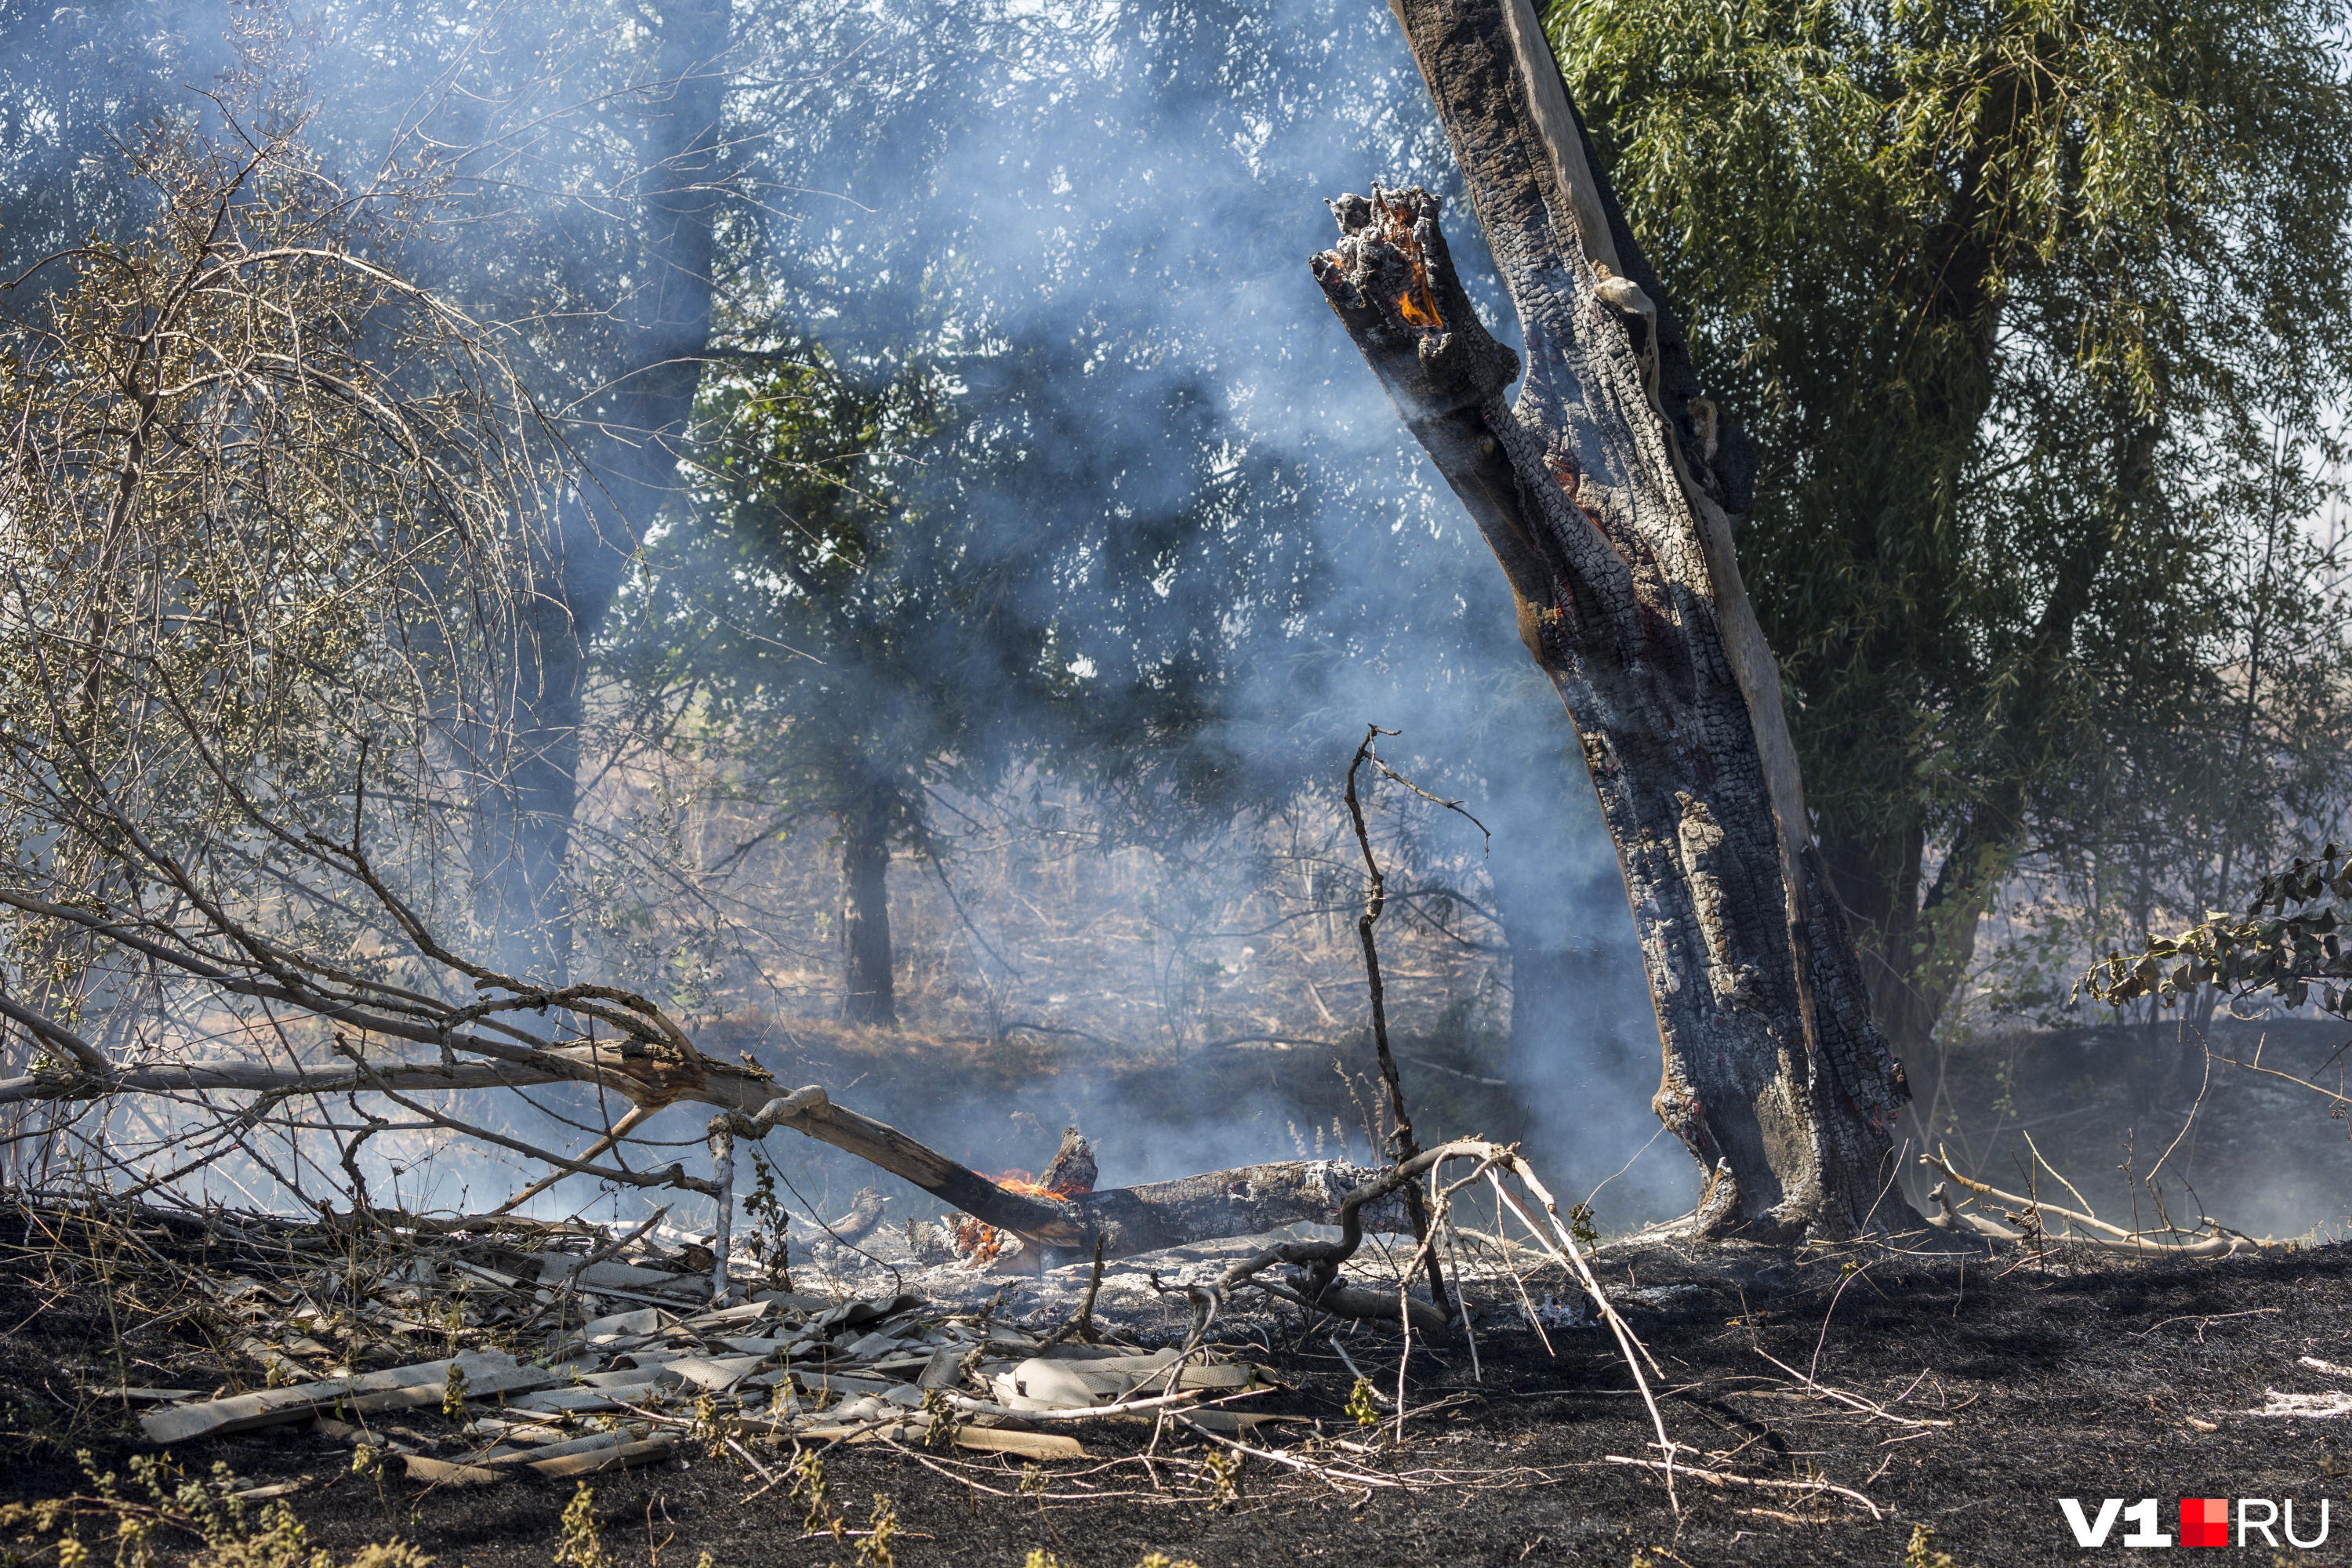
768 0 1685 1218
0 0 1686 1227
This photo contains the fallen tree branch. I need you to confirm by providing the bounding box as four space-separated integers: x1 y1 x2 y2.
1169 1414 1406 1491
1602 1456 1882 1519
1918 1151 2274 1257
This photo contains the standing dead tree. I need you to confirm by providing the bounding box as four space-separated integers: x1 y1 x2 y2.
1312 0 1917 1240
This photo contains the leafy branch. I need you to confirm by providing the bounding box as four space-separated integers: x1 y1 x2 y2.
2078 846 2352 1018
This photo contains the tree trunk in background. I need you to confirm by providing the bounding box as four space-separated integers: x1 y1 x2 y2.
840 805 896 1026
1316 0 1918 1240
482 0 729 983
1817 810 1929 1051
1820 419 2151 1061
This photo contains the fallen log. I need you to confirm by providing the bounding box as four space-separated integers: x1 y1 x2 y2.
0 858 1417 1263
1918 1151 2279 1258
0 1044 1414 1263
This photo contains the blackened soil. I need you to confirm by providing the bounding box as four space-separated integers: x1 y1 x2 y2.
5 1218 2352 1568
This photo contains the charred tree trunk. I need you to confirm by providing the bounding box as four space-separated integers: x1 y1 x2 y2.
1317 0 1916 1240
840 800 896 1026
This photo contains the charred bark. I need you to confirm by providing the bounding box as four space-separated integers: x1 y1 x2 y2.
1316 0 1918 1241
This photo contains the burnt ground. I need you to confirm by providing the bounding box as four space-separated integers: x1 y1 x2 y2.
4 1212 2352 1568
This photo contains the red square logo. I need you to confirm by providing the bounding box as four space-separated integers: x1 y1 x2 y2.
2180 1497 2230 1547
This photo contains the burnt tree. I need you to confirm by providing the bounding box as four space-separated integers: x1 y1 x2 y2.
1316 0 1915 1240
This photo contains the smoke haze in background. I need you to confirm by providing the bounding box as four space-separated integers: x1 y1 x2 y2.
686 0 1692 1220
0 0 1687 1227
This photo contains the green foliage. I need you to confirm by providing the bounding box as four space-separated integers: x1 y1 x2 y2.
1906 1523 1958 1568
552 1485 608 1568
0 1454 432 1568
1551 0 2352 1041
740 1152 792 1287
2081 844 2352 1017
785 1450 841 1538
615 343 987 860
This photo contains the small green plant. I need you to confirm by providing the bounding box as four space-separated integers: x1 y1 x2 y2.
851 1496 897 1568
1196 1449 1238 1508
919 1387 956 1451
786 1451 841 1538
1904 1523 1955 1568
688 1395 739 1461
741 1153 793 1288
1566 1203 1601 1250
441 1365 467 1424
552 1485 608 1568
5 1454 430 1568
1345 1377 1381 1429
1134 1555 1203 1568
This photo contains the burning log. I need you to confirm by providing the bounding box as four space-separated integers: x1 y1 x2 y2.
946 1130 1102 1268
1039 1126 1097 1197
0 782 1414 1271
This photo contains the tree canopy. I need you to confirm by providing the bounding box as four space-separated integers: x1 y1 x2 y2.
1550 0 2352 1051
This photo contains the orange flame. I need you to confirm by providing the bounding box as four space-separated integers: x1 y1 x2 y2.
947 1170 1062 1268
990 1168 1054 1198
1398 285 1443 329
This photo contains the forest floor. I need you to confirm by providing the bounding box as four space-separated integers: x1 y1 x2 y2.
5 1014 2351 1568
3 1211 2351 1567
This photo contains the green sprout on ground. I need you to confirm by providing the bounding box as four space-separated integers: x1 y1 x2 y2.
1905 1524 1957 1568
552 1485 608 1568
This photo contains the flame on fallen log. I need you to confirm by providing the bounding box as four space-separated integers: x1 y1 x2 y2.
949 1168 1077 1267
1397 285 1443 328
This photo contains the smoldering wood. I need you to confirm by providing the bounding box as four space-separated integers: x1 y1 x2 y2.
0 879 1425 1261
1314 0 1918 1241
822 1186 890 1244
0 1043 1417 1264
1038 1126 1097 1197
